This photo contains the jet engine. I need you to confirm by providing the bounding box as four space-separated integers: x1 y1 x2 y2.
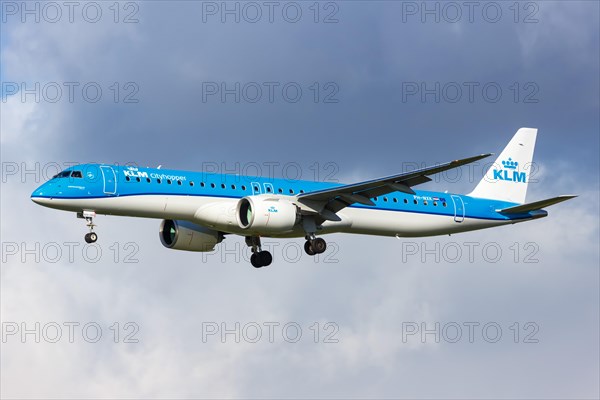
159 219 223 252
236 195 300 234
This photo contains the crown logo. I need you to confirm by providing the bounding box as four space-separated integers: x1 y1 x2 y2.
501 157 518 170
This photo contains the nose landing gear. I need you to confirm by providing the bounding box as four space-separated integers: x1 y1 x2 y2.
84 231 98 244
77 210 98 244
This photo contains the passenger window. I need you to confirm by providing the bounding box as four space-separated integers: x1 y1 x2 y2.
393 198 397 203
157 179 161 184
146 178 151 183
266 187 272 193
404 199 408 204
211 183 215 188
300 190 305 194
278 188 283 193
433 202 437 206
221 183 226 189
443 202 447 207
289 189 294 194
136 177 141 182
125 176 131 182
231 184 236 190
190 181 194 186
167 179 172 184
384 197 388 202
177 180 182 185
242 185 246 191
423 200 428 206
413 199 417 205
200 182 205 187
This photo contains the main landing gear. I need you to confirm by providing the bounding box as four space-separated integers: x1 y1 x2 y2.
304 235 327 256
302 216 326 256
77 210 98 244
246 236 272 268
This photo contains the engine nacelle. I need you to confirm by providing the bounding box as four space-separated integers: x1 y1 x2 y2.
159 220 223 252
236 195 300 234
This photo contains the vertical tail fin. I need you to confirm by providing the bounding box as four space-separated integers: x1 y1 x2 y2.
469 127 537 204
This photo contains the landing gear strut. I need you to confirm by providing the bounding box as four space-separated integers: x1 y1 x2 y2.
245 236 272 268
78 210 98 244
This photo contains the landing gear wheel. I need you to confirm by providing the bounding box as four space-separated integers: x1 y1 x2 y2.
246 236 273 268
311 238 327 254
84 232 98 243
304 240 315 256
251 251 273 268
258 251 272 267
251 253 261 268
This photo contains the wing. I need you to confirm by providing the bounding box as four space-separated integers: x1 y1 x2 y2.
296 153 492 221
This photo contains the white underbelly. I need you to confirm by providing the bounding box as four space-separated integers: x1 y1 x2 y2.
40 195 513 238
331 207 511 237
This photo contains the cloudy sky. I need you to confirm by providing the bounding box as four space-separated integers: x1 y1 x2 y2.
1 1 599 398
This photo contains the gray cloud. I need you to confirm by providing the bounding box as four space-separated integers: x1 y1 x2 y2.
1 1 599 398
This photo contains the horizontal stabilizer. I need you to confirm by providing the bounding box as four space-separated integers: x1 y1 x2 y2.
497 195 577 214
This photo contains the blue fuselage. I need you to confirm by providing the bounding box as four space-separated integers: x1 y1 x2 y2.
31 164 539 237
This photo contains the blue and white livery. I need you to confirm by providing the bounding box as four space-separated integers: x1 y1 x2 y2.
31 128 576 268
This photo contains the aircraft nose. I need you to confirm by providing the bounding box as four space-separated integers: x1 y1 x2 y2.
31 184 51 205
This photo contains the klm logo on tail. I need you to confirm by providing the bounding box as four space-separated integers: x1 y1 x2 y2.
493 157 526 183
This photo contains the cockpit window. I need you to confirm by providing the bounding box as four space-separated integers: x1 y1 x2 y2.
71 171 83 178
52 171 72 179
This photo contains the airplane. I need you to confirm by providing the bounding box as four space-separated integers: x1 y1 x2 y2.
31 128 576 268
